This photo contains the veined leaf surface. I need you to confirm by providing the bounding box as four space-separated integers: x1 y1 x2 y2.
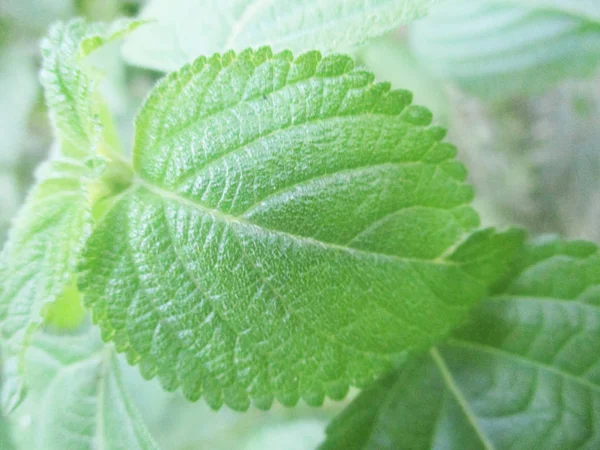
80 48 524 410
0 19 139 412
321 237 600 449
122 0 440 72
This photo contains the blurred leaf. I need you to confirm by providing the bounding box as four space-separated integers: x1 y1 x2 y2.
11 323 158 449
322 236 600 449
122 0 440 71
518 0 600 21
120 354 344 450
0 175 20 245
410 0 600 99
244 420 327 450
0 45 38 167
0 400 15 450
358 36 450 123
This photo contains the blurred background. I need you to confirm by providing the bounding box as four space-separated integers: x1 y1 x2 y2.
0 0 598 448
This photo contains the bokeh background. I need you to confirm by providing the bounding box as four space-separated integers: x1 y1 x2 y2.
1 0 598 448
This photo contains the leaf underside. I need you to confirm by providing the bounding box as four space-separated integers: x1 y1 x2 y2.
321 237 600 449
80 47 523 411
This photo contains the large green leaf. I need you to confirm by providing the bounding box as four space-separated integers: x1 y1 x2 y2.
11 323 158 450
410 0 600 99
80 47 524 410
122 0 440 72
321 236 600 449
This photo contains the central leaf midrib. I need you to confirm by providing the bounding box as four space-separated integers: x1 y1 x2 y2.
134 177 459 267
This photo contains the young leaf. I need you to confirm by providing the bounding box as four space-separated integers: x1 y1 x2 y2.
410 0 600 99
321 236 600 449
41 18 141 159
122 0 440 72
0 161 93 412
12 324 158 450
80 47 524 411
0 18 138 411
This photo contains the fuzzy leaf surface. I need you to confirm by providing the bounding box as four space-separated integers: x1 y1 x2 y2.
40 18 141 158
122 0 440 71
80 47 525 410
322 237 600 449
0 18 138 411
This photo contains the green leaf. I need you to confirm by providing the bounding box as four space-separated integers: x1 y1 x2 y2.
0 161 93 412
11 324 158 450
0 18 139 412
40 18 142 159
122 0 440 72
409 0 600 99
80 47 524 411
321 236 600 449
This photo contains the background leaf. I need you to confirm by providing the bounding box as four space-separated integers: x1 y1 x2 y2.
410 0 600 99
122 0 440 72
80 47 523 410
10 322 158 450
322 236 600 449
0 18 139 413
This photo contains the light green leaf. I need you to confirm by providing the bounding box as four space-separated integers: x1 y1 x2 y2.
80 47 524 410
321 236 600 449
0 161 93 413
409 1 600 99
0 19 139 412
41 18 142 159
122 0 440 72
11 324 158 450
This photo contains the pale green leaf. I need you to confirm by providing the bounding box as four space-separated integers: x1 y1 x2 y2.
0 19 139 412
80 47 524 410
410 1 600 99
321 236 600 449
122 0 440 72
40 18 142 159
0 174 20 245
11 324 158 450
0 160 93 413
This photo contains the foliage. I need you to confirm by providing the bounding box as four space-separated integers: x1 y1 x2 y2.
0 0 599 449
